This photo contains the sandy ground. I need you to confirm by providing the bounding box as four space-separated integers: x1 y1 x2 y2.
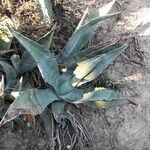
0 0 150 150
83 0 150 149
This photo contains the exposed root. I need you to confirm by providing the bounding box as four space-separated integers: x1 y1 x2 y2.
50 104 93 150
65 105 93 150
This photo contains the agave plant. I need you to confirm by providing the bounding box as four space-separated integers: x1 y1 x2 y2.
0 0 127 148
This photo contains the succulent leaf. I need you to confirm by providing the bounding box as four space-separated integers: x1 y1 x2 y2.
60 11 121 60
67 44 128 87
0 109 5 118
37 26 55 50
52 101 65 117
75 87 121 108
57 81 84 102
77 44 128 86
74 41 120 62
90 99 128 108
11 54 21 74
19 51 36 74
0 88 58 126
87 0 116 21
51 101 66 124
76 87 120 103
60 88 84 102
19 26 55 74
41 107 55 139
38 0 53 22
0 61 17 94
10 28 60 88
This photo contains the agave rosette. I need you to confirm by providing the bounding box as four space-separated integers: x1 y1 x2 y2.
0 0 128 135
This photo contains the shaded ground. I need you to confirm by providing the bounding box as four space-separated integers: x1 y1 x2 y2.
0 0 150 150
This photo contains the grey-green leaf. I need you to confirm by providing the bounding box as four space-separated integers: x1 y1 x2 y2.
52 101 65 117
70 44 128 87
76 87 120 103
19 51 36 74
86 0 116 22
11 54 21 74
51 101 66 123
10 28 60 88
75 87 121 108
0 109 5 118
0 61 17 94
19 27 55 74
74 42 120 62
0 88 58 126
41 107 55 139
60 88 84 102
38 26 55 50
38 0 53 22
60 11 120 60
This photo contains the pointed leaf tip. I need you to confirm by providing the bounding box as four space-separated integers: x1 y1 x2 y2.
11 28 60 88
0 88 58 126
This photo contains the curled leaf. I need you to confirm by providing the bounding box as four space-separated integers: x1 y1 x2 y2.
0 88 58 126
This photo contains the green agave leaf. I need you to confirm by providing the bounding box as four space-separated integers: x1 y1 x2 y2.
59 86 84 102
41 107 55 139
0 61 17 94
54 64 84 96
19 27 55 74
75 87 121 108
89 99 128 108
65 41 120 67
55 67 75 94
51 101 66 124
0 109 5 118
60 10 120 61
58 28 95 62
87 0 116 22
76 0 116 29
11 54 21 74
38 26 55 50
0 88 58 126
74 42 120 62
76 87 119 103
59 54 101 89
55 68 84 100
52 101 65 117
75 7 89 31
38 0 53 22
19 51 36 74
70 44 128 87
10 28 60 88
